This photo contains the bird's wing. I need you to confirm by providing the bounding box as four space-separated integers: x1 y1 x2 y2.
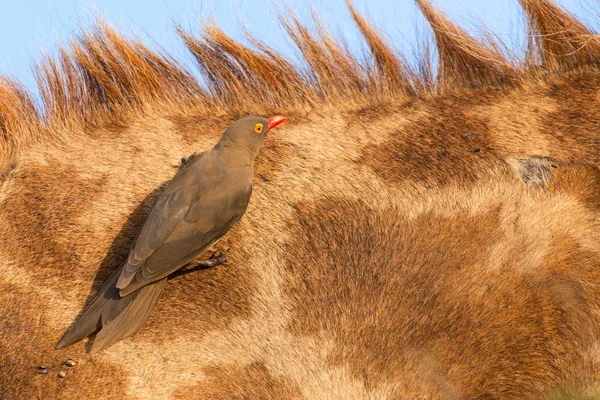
116 154 251 295
116 159 202 290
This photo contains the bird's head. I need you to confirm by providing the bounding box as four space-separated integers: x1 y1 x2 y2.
216 115 286 155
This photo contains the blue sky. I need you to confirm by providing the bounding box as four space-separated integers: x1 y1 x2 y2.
0 0 594 92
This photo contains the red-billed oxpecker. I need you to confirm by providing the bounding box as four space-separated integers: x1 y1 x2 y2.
56 115 287 353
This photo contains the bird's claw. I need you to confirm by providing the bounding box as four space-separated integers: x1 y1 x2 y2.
170 250 229 280
209 248 229 261
187 248 229 269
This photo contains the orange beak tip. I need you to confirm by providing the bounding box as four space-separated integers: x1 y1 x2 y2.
267 115 286 130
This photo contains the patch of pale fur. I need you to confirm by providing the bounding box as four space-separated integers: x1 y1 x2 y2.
487 191 600 274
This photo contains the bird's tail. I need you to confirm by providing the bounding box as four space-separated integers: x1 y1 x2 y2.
56 267 167 354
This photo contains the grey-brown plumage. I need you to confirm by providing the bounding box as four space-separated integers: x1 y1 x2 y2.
56 115 286 354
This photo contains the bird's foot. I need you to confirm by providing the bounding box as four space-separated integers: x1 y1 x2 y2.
192 248 229 268
170 249 229 279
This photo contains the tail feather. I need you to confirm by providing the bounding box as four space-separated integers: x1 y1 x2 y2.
90 278 167 353
56 267 167 354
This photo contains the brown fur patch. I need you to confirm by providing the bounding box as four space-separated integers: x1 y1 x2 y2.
343 101 409 127
1 162 107 296
542 71 600 163
0 161 16 183
172 361 303 400
359 92 500 187
166 114 229 146
283 198 600 398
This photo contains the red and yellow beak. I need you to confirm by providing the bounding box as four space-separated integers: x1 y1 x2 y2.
267 115 286 131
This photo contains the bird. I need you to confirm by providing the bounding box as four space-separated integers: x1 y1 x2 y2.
56 114 287 354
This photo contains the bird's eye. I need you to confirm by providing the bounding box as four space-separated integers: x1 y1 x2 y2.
254 123 264 134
